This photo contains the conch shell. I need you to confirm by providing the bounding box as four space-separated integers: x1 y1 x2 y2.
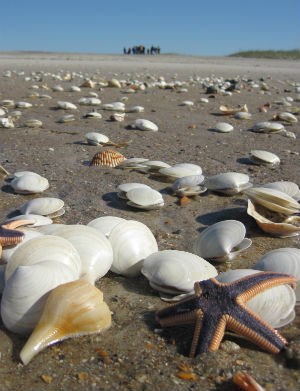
20 279 111 365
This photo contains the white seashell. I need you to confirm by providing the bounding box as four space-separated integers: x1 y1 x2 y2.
213 122 234 133
142 160 171 171
126 187 164 210
23 119 43 128
180 100 194 106
69 85 81 92
20 279 111 365
275 112 298 123
234 111 252 120
85 132 109 146
102 102 125 111
5 235 81 282
126 106 144 113
56 101 77 110
108 78 121 88
116 157 149 169
132 119 158 131
0 117 14 128
78 97 101 106
172 174 205 192
117 183 151 199
52 225 113 283
216 269 296 328
84 111 102 119
87 216 126 237
159 163 202 181
10 173 49 194
52 85 64 92
251 121 284 133
260 181 300 201
249 150 280 166
15 101 32 109
19 197 65 217
110 112 125 121
5 214 53 227
1 99 15 107
205 172 251 195
57 114 76 123
193 220 252 262
199 98 209 103
109 220 158 276
1 260 78 334
253 248 300 301
142 250 218 295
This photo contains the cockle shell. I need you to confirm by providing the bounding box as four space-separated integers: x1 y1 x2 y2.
109 220 158 277
5 235 81 281
56 101 77 110
19 197 65 217
216 269 296 328
205 172 251 195
10 173 49 194
193 220 252 262
87 216 126 237
85 132 109 146
253 248 300 301
126 187 164 210
1 260 79 335
20 279 111 365
213 122 234 133
90 149 126 167
132 119 158 131
247 199 300 238
249 150 280 166
141 250 218 296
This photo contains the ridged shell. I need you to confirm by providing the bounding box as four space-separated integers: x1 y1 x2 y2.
90 149 126 167
87 216 126 237
132 119 158 131
126 187 164 210
10 173 49 194
216 269 296 328
19 197 65 217
20 279 111 365
109 220 158 277
141 250 218 295
193 220 251 262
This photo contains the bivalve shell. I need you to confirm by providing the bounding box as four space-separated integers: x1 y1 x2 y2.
213 122 234 133
205 172 251 195
87 216 126 237
85 132 109 146
10 173 49 194
249 150 280 166
132 119 158 131
126 187 164 210
90 149 126 167
19 197 65 218
56 101 77 110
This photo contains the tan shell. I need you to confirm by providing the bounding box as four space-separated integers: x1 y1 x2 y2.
90 149 126 167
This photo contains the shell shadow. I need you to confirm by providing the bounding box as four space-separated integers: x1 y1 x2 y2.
1 184 16 194
102 192 128 211
236 157 253 165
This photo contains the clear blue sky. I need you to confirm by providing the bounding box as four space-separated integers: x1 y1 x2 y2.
1 0 299 56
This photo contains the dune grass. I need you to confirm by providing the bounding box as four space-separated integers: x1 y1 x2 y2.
229 49 300 60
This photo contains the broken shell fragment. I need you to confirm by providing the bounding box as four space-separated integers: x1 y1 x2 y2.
90 149 126 167
219 104 248 115
20 279 111 365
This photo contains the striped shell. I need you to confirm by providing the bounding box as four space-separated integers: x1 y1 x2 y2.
90 149 126 167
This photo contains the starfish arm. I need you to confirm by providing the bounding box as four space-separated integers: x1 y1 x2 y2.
0 226 24 246
227 306 287 353
194 314 227 355
189 311 204 358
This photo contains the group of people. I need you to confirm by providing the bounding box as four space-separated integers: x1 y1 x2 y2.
123 45 161 55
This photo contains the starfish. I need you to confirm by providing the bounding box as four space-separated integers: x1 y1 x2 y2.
155 271 296 358
0 219 29 256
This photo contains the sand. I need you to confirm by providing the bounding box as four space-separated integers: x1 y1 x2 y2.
0 52 300 390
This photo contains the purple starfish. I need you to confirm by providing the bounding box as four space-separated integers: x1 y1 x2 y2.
156 271 296 357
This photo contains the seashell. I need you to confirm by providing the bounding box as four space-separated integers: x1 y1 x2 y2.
10 173 49 194
80 79 95 88
57 114 76 123
172 174 206 196
117 183 151 199
5 235 81 282
69 85 81 92
1 99 15 107
52 85 64 92
10 110 22 120
253 248 300 301
125 106 144 113
109 220 158 277
249 150 280 166
116 157 149 170
20 279 111 365
141 250 218 297
90 149 126 167
131 118 158 131
15 101 32 109
83 111 102 119
199 98 209 103
102 102 125 111
205 172 251 195
274 112 298 123
23 119 43 128
0 106 8 116
10 170 40 179
110 112 125 121
56 101 77 110
219 104 248 115
126 187 164 210
159 163 202 181
251 121 284 133
5 214 53 227
193 220 252 262
51 225 113 283
0 117 14 128
246 199 300 238
244 187 300 215
1 260 79 335
108 78 122 88
78 97 101 106
85 132 109 146
88 216 126 237
213 122 234 133
216 269 296 328
19 197 65 218
260 181 300 201
180 100 194 106
234 111 252 120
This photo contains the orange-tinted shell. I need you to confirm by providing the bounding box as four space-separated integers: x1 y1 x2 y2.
90 149 126 168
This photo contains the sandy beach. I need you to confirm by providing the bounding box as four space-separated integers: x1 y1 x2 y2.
0 52 300 390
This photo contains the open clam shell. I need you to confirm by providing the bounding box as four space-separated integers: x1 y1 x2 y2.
19 197 65 218
216 269 296 328
193 220 252 262
117 183 151 199
20 279 111 365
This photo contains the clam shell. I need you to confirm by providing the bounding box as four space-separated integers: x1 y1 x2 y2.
90 149 126 167
275 112 298 123
172 175 205 192
10 173 49 194
57 114 76 123
85 132 109 146
117 183 151 199
110 112 125 121
253 248 300 301
20 279 111 365
126 106 144 113
19 197 65 217
87 216 126 237
219 104 248 115
141 250 218 295
205 172 251 195
216 269 296 328
250 150 280 166
116 157 149 169
78 97 101 106
109 220 158 277
56 101 77 110
251 121 284 133
102 102 125 111
23 119 43 128
15 101 32 109
234 111 252 120
260 181 300 201
132 119 158 131
193 220 251 262
5 214 53 227
214 122 234 133
159 163 202 181
84 111 102 119
0 117 14 128
126 187 164 210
